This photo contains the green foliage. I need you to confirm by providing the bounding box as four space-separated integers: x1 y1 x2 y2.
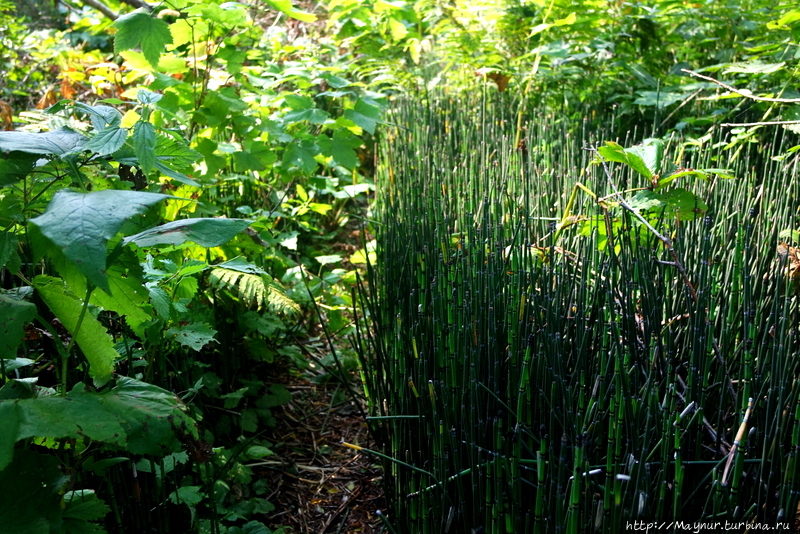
0 1 383 532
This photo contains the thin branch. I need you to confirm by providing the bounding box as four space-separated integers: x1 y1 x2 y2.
594 150 737 400
682 69 800 103
721 120 800 127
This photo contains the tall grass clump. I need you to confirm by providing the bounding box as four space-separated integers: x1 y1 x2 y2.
354 95 800 533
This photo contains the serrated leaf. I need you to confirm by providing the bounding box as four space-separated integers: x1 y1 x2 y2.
63 490 111 523
33 276 116 387
149 286 171 318
114 9 173 68
166 322 217 351
86 126 129 156
29 190 169 292
0 293 36 359
0 127 86 156
133 121 157 175
123 218 250 248
52 247 150 337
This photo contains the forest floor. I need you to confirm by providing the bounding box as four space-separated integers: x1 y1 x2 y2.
262 377 385 533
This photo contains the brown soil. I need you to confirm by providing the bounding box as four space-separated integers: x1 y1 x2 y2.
261 379 386 534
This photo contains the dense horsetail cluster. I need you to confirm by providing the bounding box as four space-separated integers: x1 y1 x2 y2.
355 97 800 533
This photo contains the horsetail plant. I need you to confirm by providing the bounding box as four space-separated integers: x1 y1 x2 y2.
355 95 800 532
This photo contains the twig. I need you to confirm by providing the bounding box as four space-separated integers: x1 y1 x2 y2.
596 153 696 300
594 151 737 399
682 69 800 103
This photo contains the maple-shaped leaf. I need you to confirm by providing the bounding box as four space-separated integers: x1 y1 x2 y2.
114 9 173 68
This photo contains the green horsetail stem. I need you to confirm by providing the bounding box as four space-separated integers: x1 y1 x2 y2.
356 95 800 532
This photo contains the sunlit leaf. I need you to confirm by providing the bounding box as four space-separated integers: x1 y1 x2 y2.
114 9 173 68
33 276 117 387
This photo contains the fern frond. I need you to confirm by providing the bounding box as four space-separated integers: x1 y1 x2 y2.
265 280 302 316
208 259 301 316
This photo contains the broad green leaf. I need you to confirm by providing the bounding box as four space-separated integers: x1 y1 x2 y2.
0 451 69 534
133 120 157 175
284 94 314 110
0 377 197 470
724 62 786 75
86 126 128 156
282 140 319 174
283 107 330 124
216 257 267 275
350 240 376 265
628 64 657 88
767 10 800 29
0 231 21 273
264 0 317 22
0 127 86 155
114 9 173 68
388 16 408 40
315 254 343 265
166 322 217 351
626 138 663 177
597 139 661 179
149 286 171 318
0 358 35 374
73 103 122 130
0 293 36 359
627 191 665 212
33 276 116 386
553 12 577 26
318 128 361 169
660 188 708 221
633 91 687 108
137 89 162 105
343 98 382 134
154 161 200 186
62 490 111 533
241 521 272 534
52 247 150 336
155 135 202 168
169 486 204 507
30 190 169 292
123 218 251 248
0 151 37 186
186 2 249 26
